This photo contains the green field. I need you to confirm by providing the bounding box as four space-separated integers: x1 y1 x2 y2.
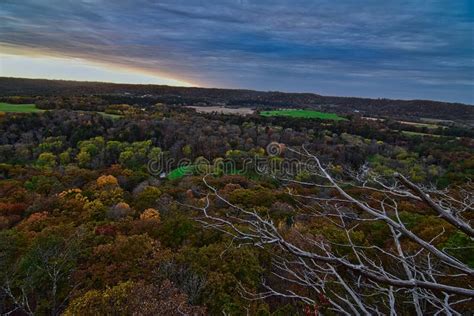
260 109 346 120
167 165 194 180
0 103 44 113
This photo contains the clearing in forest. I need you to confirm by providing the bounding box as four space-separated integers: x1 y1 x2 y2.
260 109 346 120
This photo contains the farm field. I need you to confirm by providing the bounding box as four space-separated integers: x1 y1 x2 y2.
0 102 44 113
260 109 346 120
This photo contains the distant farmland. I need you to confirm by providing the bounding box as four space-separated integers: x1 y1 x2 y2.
260 109 346 120
0 103 44 113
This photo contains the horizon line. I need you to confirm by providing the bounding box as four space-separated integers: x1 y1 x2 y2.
1 76 471 106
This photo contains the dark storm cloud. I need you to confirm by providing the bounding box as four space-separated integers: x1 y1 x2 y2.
1 0 473 102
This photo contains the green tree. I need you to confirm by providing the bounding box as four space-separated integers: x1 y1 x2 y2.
37 152 57 168
182 144 192 157
59 148 72 165
134 186 162 211
76 137 105 168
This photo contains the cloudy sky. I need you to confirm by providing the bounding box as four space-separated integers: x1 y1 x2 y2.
1 0 473 103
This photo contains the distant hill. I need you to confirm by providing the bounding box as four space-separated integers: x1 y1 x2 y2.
0 77 473 123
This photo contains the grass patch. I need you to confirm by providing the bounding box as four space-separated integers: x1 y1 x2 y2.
97 112 122 119
0 105 121 119
166 164 245 180
0 103 44 113
260 109 346 121
167 165 194 180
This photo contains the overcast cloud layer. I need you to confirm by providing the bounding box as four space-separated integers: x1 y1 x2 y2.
1 0 473 103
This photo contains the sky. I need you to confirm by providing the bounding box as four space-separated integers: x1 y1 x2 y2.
0 0 473 103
